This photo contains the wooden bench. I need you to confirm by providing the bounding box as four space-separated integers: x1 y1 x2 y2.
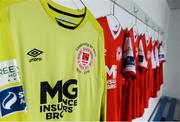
153 97 177 121
153 96 169 121
166 98 177 121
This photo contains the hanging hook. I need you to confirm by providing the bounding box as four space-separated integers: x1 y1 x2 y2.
145 16 150 42
79 0 86 8
145 16 149 33
152 25 155 31
145 17 149 26
72 0 86 10
133 5 139 36
152 25 156 34
157 28 160 41
109 0 121 29
152 25 156 41
133 5 139 27
112 0 116 16
133 5 139 15
161 30 164 35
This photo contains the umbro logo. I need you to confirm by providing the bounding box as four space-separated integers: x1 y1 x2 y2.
27 49 43 63
27 49 43 57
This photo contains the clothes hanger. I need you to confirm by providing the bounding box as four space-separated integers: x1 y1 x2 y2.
152 25 156 43
145 17 150 44
107 0 121 29
157 29 160 43
79 0 86 8
132 5 139 40
71 0 86 10
153 30 158 44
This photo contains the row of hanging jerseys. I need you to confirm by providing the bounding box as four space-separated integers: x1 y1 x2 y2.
98 15 166 121
0 0 165 121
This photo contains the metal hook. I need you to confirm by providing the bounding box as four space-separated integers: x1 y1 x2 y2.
145 16 149 24
152 26 155 31
72 0 86 10
109 0 121 28
145 16 149 32
161 31 164 35
133 5 139 27
133 5 139 14
113 0 116 16
152 25 156 32
157 28 160 41
152 25 156 40
79 0 86 8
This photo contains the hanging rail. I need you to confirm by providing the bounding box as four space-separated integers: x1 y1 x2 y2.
110 0 164 35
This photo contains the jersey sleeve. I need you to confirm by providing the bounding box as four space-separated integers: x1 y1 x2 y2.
123 34 136 76
138 39 147 69
0 12 20 88
99 28 107 121
151 41 156 69
0 30 27 121
155 41 160 67
0 6 27 121
159 41 166 63
0 49 27 120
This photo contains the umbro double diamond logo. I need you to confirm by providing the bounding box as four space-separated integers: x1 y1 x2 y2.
27 49 43 63
27 49 43 57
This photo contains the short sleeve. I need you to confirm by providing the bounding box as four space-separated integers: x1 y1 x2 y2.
123 36 136 76
159 41 166 63
138 39 147 69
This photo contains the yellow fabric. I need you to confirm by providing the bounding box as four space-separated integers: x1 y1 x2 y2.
0 0 26 20
0 21 15 61
0 0 28 121
1 0 106 121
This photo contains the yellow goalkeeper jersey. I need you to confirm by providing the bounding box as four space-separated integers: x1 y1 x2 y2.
0 0 106 121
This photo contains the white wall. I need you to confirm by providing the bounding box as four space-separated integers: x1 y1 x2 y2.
133 0 169 31
163 9 180 100
53 0 170 120
134 0 170 44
